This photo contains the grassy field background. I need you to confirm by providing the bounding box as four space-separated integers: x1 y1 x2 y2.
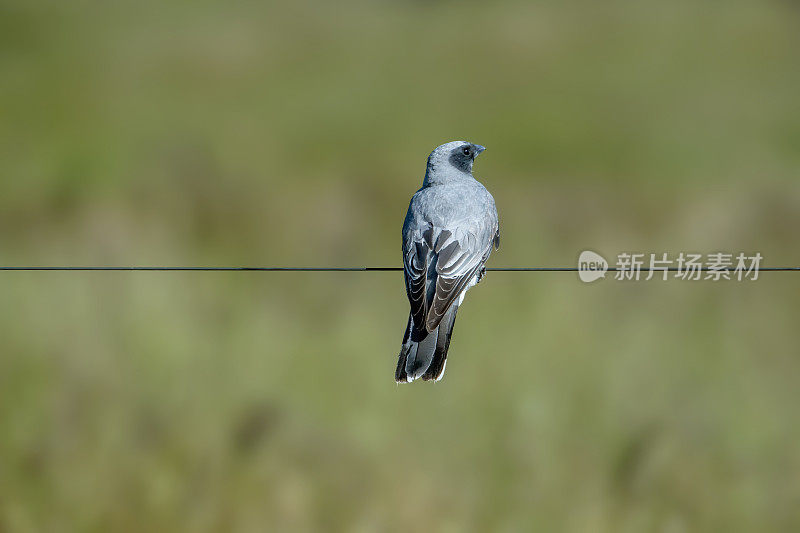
2 0 800 531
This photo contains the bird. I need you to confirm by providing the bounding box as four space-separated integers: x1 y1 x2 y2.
395 141 500 383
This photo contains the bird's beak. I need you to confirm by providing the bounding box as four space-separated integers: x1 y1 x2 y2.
473 144 486 156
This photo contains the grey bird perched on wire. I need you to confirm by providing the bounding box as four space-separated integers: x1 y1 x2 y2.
396 141 500 383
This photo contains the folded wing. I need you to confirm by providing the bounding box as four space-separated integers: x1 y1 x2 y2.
403 220 497 334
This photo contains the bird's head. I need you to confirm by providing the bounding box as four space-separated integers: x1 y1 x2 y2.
424 141 486 185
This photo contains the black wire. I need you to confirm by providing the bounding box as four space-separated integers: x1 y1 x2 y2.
1 267 799 272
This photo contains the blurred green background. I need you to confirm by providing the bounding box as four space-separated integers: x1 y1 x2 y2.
2 0 800 531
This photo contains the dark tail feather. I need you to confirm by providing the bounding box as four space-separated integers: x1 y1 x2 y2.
422 303 459 381
395 316 413 382
395 304 459 383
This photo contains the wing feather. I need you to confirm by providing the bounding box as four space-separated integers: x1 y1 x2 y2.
403 219 496 334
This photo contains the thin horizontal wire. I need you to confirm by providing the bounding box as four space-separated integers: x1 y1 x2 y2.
1 266 799 272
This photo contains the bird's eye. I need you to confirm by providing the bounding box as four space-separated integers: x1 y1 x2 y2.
462 147 470 155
